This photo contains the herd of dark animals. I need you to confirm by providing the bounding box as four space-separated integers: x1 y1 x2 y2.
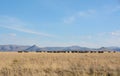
18 50 116 53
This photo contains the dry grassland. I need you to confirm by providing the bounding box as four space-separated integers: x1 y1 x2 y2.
0 52 120 76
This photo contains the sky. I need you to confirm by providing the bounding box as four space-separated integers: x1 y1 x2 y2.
0 0 120 48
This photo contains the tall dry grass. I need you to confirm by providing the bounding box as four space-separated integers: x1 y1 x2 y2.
0 52 120 76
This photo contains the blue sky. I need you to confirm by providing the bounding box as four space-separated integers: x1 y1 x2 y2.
0 0 120 47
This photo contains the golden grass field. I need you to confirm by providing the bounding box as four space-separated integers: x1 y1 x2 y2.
0 52 120 76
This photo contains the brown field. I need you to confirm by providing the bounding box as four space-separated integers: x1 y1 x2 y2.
0 52 120 76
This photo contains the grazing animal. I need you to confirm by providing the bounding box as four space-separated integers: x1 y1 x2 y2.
18 51 23 53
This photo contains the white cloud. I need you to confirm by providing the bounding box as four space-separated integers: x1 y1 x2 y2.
63 9 96 24
110 31 120 36
103 5 120 13
78 9 96 17
0 16 55 37
94 30 120 47
63 5 120 24
79 12 87 17
9 33 17 37
63 16 75 24
1 25 54 37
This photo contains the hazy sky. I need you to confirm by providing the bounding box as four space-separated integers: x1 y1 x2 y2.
0 0 120 47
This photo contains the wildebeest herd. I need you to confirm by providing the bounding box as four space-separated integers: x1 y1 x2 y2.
18 50 116 53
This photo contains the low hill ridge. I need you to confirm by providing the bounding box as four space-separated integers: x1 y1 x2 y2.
0 45 120 52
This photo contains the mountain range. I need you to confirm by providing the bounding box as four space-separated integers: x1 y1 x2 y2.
0 45 120 52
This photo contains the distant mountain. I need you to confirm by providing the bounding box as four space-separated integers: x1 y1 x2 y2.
105 47 120 52
40 46 91 51
0 45 120 52
97 47 111 51
24 45 41 51
0 45 91 51
64 46 90 51
96 47 120 52
41 47 65 51
0 45 29 51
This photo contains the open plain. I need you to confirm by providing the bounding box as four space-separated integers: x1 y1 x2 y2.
0 52 120 76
